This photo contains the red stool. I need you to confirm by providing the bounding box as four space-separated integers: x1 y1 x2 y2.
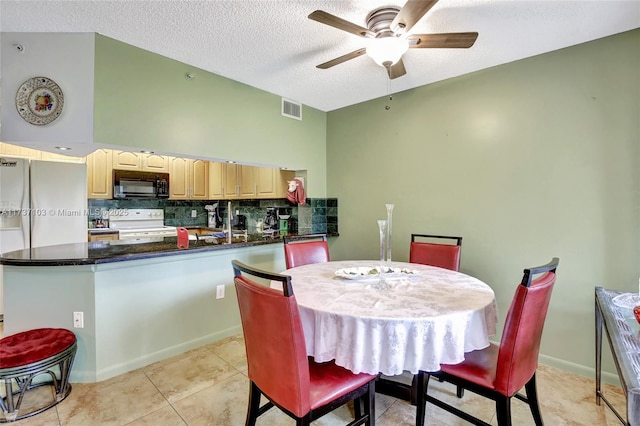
0 328 76 422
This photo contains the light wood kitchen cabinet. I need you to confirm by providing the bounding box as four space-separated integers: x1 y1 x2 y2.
222 164 295 199
112 150 141 170
142 153 170 172
0 142 42 159
169 157 209 199
208 161 225 199
224 163 257 199
254 168 296 199
255 167 276 198
87 148 113 199
275 169 296 198
112 150 169 172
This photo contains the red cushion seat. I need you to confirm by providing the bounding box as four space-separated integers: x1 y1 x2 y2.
0 328 76 369
308 360 375 410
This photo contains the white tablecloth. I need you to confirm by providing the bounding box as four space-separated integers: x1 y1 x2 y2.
280 260 498 376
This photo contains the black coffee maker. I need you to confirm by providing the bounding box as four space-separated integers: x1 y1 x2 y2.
264 208 278 231
232 214 247 230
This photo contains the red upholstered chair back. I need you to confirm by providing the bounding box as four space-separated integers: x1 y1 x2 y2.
409 234 463 271
233 269 311 417
494 267 557 396
283 234 330 269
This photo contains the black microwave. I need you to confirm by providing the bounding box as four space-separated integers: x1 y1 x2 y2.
113 170 170 199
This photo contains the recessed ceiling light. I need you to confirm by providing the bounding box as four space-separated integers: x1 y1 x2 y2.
227 160 236 164
140 150 154 154
55 146 70 151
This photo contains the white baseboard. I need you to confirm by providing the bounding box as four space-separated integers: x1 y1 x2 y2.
539 353 621 387
70 325 242 383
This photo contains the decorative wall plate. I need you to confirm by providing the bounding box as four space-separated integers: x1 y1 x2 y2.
15 77 64 125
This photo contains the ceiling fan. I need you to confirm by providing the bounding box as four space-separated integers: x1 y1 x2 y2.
309 0 478 79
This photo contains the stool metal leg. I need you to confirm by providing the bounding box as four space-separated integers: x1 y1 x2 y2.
2 379 17 422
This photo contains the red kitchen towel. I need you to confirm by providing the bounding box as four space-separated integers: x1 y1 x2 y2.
287 178 306 206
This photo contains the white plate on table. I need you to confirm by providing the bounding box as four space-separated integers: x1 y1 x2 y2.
335 266 420 281
612 293 640 310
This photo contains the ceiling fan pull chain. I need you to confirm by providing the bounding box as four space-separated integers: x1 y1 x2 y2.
385 75 392 110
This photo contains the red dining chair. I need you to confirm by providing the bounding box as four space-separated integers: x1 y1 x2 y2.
231 260 376 426
414 257 560 426
409 234 463 271
283 233 330 269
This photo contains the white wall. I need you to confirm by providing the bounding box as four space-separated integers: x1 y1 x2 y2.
1 32 95 153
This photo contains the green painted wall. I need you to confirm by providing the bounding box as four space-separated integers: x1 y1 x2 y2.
93 34 327 197
326 29 640 379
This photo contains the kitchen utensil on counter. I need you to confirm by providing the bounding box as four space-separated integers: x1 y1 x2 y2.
279 215 290 234
205 204 219 228
177 227 189 249
233 214 247 230
264 208 278 231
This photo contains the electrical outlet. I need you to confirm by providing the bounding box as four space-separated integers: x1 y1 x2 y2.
73 312 84 328
216 285 225 299
191 210 197 218
235 209 239 215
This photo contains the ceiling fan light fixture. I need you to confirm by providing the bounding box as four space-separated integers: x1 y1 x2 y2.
366 37 409 67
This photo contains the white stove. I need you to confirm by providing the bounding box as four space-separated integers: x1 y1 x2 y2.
108 208 177 240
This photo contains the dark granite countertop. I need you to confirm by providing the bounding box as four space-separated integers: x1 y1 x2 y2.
0 232 338 266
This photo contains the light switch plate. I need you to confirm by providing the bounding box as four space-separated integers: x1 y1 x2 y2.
216 285 225 299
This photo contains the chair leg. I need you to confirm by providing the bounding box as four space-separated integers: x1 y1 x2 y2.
353 397 362 420
456 386 464 398
366 380 375 426
415 371 430 426
246 381 261 426
296 416 312 426
525 374 544 426
495 395 512 426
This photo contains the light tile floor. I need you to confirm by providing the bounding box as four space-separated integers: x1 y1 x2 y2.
0 323 627 426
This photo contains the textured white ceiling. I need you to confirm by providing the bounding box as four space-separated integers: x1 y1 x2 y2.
1 0 639 112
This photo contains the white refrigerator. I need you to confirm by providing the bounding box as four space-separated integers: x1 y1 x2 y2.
0 157 88 318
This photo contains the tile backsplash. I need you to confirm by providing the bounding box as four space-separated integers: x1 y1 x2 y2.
88 198 338 235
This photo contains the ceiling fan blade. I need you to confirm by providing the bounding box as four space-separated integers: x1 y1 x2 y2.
387 59 407 79
391 0 439 34
408 32 479 48
316 48 367 69
309 10 374 38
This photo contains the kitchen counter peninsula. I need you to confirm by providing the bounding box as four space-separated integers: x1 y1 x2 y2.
1 232 337 383
0 232 337 266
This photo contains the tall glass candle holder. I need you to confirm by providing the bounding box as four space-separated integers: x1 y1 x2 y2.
376 220 390 290
385 204 394 262
377 220 387 262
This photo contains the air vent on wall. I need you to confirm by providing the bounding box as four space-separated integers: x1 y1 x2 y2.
282 98 302 120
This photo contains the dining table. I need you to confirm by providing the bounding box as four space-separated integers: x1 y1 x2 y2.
279 260 499 380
